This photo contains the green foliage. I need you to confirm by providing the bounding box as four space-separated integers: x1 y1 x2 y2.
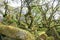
47 36 54 40
0 0 60 40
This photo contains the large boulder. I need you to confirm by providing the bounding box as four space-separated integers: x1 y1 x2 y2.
0 14 3 22
0 24 35 40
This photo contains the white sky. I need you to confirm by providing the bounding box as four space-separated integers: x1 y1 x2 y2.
0 0 60 20
7 0 58 9
8 0 21 8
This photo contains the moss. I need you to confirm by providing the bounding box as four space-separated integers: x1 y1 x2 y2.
47 36 54 40
0 24 35 40
37 34 48 40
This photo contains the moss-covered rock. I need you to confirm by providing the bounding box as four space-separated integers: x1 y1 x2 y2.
37 33 48 40
47 36 54 40
0 24 35 40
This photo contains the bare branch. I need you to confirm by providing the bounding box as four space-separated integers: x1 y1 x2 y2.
48 0 60 23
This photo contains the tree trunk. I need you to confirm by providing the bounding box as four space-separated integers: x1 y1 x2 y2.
46 27 60 40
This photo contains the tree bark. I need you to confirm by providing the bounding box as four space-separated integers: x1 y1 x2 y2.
46 27 60 40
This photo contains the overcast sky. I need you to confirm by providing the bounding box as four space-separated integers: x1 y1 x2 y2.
7 0 21 8
0 0 60 20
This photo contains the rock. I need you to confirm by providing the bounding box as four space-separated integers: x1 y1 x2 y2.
0 24 35 40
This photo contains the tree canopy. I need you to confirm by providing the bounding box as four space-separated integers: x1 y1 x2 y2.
0 0 60 40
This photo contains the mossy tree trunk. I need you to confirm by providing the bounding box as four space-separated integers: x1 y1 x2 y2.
46 27 60 40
